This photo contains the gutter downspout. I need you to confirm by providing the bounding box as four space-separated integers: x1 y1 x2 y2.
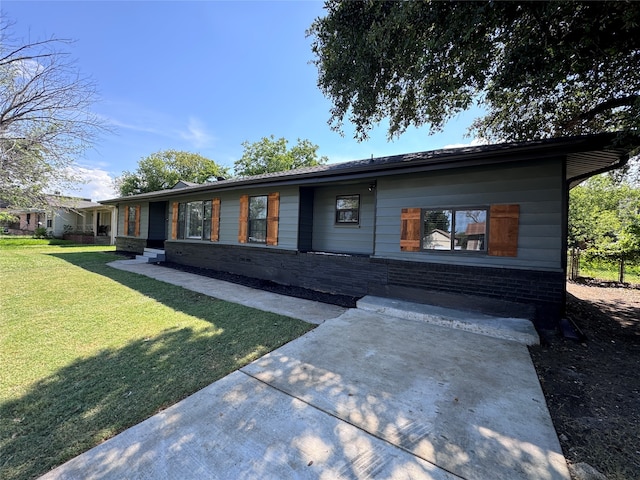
371 180 378 256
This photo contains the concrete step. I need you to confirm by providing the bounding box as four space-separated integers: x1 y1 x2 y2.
357 295 539 345
144 248 166 256
135 248 165 263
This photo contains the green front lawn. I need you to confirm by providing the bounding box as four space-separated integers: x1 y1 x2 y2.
0 243 314 480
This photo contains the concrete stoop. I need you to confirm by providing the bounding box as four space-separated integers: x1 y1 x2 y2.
133 248 165 264
357 295 540 345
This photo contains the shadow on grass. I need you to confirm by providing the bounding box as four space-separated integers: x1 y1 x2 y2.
0 251 312 480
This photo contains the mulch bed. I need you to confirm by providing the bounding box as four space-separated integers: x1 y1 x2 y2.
529 282 640 480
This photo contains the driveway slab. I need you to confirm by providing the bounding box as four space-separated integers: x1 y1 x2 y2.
39 370 455 480
242 309 569 480
40 262 569 479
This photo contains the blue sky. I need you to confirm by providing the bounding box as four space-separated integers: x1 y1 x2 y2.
3 1 482 201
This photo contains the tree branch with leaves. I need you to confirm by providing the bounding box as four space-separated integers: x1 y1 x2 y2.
115 150 229 196
0 19 106 208
308 1 640 143
233 135 327 177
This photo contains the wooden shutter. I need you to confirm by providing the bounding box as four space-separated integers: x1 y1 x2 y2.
238 195 248 243
266 192 280 246
171 202 179 239
134 205 141 237
124 206 129 237
400 208 421 252
211 198 220 242
488 204 520 257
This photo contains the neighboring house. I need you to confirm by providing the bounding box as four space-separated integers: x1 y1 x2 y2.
423 228 452 250
100 134 638 329
1 195 117 245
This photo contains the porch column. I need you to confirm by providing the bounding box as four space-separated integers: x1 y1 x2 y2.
110 207 118 245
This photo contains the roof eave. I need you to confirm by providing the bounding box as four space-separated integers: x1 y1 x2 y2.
100 133 638 204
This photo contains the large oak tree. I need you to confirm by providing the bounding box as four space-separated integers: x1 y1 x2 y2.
308 1 640 143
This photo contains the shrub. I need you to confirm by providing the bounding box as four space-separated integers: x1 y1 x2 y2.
33 227 49 239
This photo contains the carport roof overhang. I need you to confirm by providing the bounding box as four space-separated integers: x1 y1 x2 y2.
100 133 638 205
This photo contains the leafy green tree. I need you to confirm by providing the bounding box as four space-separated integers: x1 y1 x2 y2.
0 211 18 226
0 19 103 208
115 150 229 196
234 135 328 177
569 175 640 282
308 1 640 142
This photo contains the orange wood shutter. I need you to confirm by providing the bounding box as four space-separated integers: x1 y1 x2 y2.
488 204 520 257
124 206 130 236
134 205 141 237
171 202 179 239
238 195 249 243
400 208 421 252
211 198 220 242
266 192 280 246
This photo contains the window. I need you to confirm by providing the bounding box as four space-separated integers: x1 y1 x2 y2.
175 200 214 240
422 208 487 252
335 194 360 224
248 195 268 243
401 204 519 256
125 205 140 236
46 219 52 228
238 193 279 246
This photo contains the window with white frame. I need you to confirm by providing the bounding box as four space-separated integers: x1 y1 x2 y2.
335 194 360 224
177 200 212 240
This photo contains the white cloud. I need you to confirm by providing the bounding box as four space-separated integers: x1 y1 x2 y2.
442 137 489 150
100 114 163 136
62 166 118 202
178 117 215 149
99 102 216 150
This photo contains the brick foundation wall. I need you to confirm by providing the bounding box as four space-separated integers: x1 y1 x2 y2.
376 258 564 328
164 242 564 329
115 237 146 254
166 242 387 297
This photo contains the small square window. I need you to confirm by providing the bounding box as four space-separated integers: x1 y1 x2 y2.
336 195 360 224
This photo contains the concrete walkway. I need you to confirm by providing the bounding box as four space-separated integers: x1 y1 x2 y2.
107 260 347 325
40 261 569 480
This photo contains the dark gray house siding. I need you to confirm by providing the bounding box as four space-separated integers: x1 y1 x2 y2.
374 159 565 270
102 134 636 330
311 183 376 255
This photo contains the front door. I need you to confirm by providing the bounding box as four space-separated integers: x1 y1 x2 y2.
147 201 168 249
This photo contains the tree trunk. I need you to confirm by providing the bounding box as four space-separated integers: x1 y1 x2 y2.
569 248 580 280
619 256 625 283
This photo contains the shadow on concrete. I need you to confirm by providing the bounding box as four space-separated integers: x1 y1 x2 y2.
241 310 570 480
